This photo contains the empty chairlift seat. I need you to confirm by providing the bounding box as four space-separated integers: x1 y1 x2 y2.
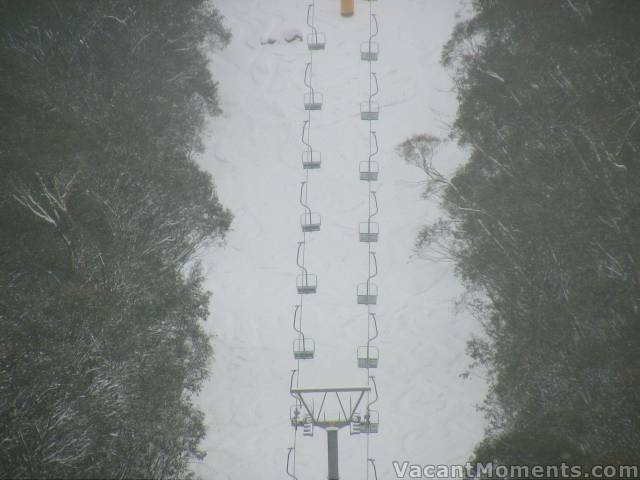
304 91 323 111
361 101 379 120
297 273 318 294
359 160 379 181
302 150 322 169
306 4 325 50
301 211 321 232
307 31 326 50
359 221 379 243
293 337 315 360
361 41 379 61
357 345 379 368
357 283 378 305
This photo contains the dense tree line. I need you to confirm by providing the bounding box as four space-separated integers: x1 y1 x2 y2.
399 0 640 473
0 1 232 478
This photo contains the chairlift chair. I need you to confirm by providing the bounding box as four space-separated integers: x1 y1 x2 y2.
297 273 318 294
350 410 379 434
361 41 379 61
361 133 380 180
357 345 379 368
303 62 323 110
293 337 315 360
304 91 323 111
301 121 321 169
306 4 325 50
307 32 326 50
362 72 380 120
359 160 379 181
362 13 379 61
302 150 322 169
361 101 379 120
359 221 379 243
357 282 378 305
360 410 379 433
301 212 321 232
299 183 321 232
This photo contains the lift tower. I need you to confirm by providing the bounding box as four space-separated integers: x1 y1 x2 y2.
290 385 370 479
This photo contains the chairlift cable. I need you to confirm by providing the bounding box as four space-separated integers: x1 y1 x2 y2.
289 1 325 477
362 1 380 478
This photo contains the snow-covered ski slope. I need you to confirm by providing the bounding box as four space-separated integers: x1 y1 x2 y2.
194 1 486 479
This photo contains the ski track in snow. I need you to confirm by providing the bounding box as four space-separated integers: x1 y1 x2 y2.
193 1 486 479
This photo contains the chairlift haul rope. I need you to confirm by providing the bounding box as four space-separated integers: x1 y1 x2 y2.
288 1 324 477
360 1 381 478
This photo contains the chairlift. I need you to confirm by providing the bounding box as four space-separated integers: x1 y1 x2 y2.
359 191 379 242
307 32 326 51
358 314 379 368
297 273 317 294
359 221 379 243
293 337 316 360
357 282 378 304
302 150 322 169
360 409 379 433
350 410 379 434
306 5 326 50
304 63 323 110
357 252 379 304
361 41 379 61
360 132 380 180
360 101 379 120
296 242 317 294
361 14 379 61
361 72 379 120
360 378 380 433
359 160 379 181
357 345 379 368
301 212 321 232
301 121 321 169
292 305 314 359
300 182 321 232
305 91 324 111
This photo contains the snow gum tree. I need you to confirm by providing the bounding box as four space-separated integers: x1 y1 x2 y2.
400 0 640 468
0 1 232 478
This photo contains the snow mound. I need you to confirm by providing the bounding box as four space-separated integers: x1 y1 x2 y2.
260 28 303 45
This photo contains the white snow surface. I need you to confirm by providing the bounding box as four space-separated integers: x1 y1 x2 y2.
194 1 487 479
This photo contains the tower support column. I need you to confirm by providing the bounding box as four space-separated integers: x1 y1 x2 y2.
327 427 339 480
